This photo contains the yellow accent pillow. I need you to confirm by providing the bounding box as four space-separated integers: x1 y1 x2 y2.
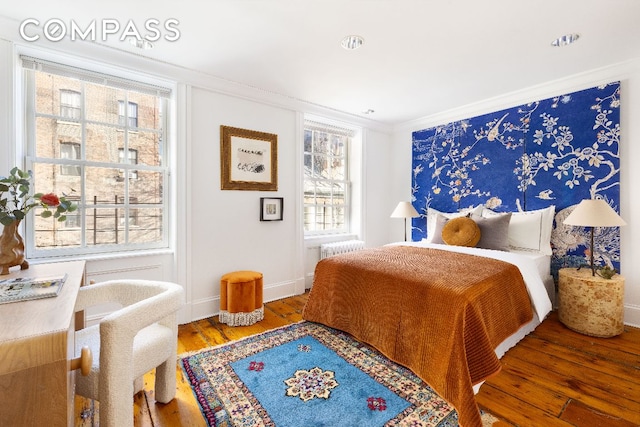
441 216 481 247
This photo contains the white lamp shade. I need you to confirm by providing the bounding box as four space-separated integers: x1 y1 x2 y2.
563 199 626 227
390 202 419 218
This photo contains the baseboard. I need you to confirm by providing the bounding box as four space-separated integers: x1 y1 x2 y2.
624 303 640 328
305 272 314 289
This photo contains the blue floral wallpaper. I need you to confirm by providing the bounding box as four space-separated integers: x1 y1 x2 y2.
411 82 621 275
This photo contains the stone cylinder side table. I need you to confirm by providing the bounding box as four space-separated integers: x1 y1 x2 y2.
558 267 624 338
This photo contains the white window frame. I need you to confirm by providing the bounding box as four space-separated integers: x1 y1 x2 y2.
118 147 139 179
60 89 81 120
303 118 357 236
21 55 172 258
59 141 81 176
118 100 138 128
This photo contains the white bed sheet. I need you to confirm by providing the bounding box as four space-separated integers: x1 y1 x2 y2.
510 249 556 308
510 249 551 280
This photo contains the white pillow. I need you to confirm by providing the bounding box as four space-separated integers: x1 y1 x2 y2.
426 205 483 243
484 205 555 255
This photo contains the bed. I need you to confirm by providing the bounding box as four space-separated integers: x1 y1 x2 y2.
302 237 553 427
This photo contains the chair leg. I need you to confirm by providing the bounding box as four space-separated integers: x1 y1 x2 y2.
154 357 177 403
134 376 144 394
100 372 135 427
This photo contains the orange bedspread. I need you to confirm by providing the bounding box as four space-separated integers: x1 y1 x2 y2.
302 245 533 427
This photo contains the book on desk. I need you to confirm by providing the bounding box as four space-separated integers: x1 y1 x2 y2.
0 274 67 304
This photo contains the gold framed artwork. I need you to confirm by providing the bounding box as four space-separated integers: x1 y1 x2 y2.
220 125 278 191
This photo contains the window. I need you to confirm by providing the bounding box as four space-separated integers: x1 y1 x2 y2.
118 197 139 227
59 142 81 175
64 210 81 228
120 208 139 227
22 56 171 256
60 90 81 120
118 148 138 179
303 120 354 234
118 100 138 128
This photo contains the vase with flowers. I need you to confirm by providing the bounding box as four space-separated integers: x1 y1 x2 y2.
0 167 77 275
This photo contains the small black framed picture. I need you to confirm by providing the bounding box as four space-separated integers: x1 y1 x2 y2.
260 197 283 221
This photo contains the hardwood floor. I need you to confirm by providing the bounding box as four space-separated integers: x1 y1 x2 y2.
478 310 640 427
75 292 640 426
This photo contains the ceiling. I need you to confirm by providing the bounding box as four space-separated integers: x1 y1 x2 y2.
1 0 640 125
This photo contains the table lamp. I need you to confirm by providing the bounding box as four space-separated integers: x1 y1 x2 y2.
563 199 626 276
391 202 419 242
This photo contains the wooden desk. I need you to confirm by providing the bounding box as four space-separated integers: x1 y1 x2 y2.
0 261 86 427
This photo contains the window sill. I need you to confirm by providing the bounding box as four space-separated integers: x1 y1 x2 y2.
27 248 174 266
304 233 360 248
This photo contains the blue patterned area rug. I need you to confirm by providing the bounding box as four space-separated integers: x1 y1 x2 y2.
180 321 461 427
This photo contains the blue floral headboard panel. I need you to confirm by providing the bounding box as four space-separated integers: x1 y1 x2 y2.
411 82 621 274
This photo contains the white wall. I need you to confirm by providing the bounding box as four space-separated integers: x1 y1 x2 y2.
7 20 636 326
187 88 302 319
363 128 399 247
0 26 395 324
391 59 640 327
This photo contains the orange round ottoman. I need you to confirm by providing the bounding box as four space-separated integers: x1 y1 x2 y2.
219 271 264 326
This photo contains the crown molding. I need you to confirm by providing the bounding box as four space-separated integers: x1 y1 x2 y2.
394 57 640 134
0 15 392 134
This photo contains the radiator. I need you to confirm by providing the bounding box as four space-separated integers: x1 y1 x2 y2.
320 240 365 259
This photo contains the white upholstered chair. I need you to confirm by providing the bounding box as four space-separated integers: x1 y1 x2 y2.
74 279 184 427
